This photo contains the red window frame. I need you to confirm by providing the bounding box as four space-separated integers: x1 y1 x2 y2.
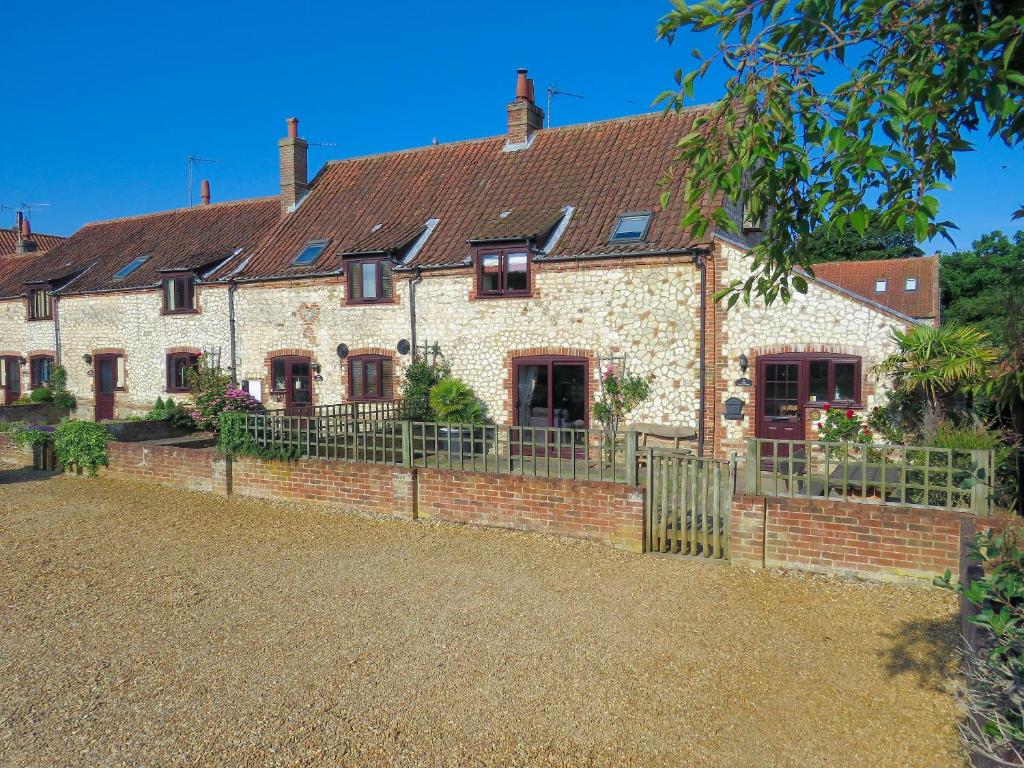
757 353 863 408
29 355 55 388
346 258 393 304
166 353 200 392
27 287 52 320
162 273 197 314
348 355 393 401
474 247 531 298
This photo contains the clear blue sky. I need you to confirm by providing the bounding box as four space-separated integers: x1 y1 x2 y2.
3 0 1020 252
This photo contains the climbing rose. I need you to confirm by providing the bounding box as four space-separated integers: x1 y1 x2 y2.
845 409 855 419
815 422 822 429
822 404 831 412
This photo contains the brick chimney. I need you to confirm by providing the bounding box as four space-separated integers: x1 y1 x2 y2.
507 68 544 146
200 179 211 206
278 117 308 214
15 211 36 254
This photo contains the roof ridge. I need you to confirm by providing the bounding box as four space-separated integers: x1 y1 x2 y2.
322 103 716 169
80 195 279 228
814 254 937 269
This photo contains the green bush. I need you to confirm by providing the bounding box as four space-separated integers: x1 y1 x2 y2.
429 377 484 424
52 420 111 476
48 365 76 409
402 353 450 421
6 421 52 448
29 387 53 403
218 411 300 461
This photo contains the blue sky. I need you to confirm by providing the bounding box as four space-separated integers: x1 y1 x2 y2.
3 0 1020 252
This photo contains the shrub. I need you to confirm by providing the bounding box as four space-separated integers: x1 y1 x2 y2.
29 387 53 403
185 356 263 431
47 364 76 409
52 420 110 476
403 353 450 421
218 411 300 461
429 377 484 423
6 421 53 448
593 365 652 445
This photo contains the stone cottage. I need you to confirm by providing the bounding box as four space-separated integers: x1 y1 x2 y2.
0 69 925 459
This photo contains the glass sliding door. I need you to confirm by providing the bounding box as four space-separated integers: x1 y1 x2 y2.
513 356 588 457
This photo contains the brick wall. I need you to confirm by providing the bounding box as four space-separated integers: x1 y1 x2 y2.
230 456 417 520
0 433 31 466
417 468 645 552
731 493 971 583
103 442 228 493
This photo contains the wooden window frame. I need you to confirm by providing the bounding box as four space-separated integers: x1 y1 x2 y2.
757 353 863 409
27 287 52 320
166 353 200 393
474 246 532 298
513 354 590 427
29 355 55 389
346 258 393 305
161 273 197 315
348 354 393 402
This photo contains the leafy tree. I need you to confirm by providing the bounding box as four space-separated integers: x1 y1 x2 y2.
803 210 923 263
942 230 1024 346
656 0 1024 307
874 323 998 437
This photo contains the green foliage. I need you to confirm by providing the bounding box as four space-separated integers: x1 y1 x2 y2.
942 231 1024 347
47 365 75 409
429 377 485 424
28 387 52 403
813 404 873 443
218 412 301 461
6 421 54 449
936 531 1024 761
934 422 1005 451
184 356 262 431
143 397 195 429
593 366 652 442
865 391 918 444
52 420 110 476
656 0 1024 306
403 353 450 421
803 211 924 264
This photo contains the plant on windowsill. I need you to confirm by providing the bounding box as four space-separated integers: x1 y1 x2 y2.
52 419 111 476
593 365 652 459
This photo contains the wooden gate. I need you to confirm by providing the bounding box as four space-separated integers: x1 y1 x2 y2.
643 448 734 559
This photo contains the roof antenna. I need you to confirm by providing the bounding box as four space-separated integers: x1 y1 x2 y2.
546 86 584 129
186 155 219 207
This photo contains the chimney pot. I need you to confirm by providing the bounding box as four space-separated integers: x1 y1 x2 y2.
200 179 211 205
507 68 544 146
515 68 531 102
287 117 299 139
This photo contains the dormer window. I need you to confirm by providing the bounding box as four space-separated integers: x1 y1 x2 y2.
347 258 393 304
162 273 196 314
475 247 530 298
905 277 918 291
875 279 887 293
27 288 52 320
293 239 329 266
609 212 652 243
113 255 149 280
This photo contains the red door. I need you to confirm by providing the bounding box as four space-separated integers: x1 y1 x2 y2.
94 355 120 421
283 358 312 416
1 357 21 405
756 360 804 462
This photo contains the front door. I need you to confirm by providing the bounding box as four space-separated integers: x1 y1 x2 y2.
1 357 21 405
94 355 119 421
756 360 805 463
283 359 312 416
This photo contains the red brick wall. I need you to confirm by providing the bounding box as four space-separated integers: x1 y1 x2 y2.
417 468 645 552
230 456 416 520
0 433 31 466
731 493 970 582
103 442 227 493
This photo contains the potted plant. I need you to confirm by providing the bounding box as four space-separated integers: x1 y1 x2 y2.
428 377 490 457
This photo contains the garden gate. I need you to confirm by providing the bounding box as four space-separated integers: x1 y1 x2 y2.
642 447 734 560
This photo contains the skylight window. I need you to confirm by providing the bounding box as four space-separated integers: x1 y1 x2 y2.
905 277 918 291
609 212 652 243
875 279 888 293
113 255 150 280
293 240 329 266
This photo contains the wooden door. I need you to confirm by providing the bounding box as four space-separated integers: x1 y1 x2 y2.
94 355 119 421
283 359 312 416
756 361 804 462
2 357 21 405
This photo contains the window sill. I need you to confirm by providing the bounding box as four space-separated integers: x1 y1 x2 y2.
26 316 53 322
474 292 533 300
161 308 200 316
807 401 863 410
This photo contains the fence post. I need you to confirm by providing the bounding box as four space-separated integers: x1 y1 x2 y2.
970 448 992 517
644 446 655 553
400 420 413 467
625 430 638 486
745 438 759 495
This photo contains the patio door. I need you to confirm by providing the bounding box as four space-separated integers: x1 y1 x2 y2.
94 354 121 421
1 357 21 405
513 356 588 457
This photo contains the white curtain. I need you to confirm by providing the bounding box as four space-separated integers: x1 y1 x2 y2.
517 366 539 426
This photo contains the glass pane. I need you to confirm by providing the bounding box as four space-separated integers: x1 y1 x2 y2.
361 262 378 299
291 363 311 403
174 278 187 309
165 280 176 310
272 359 286 391
8 362 19 392
365 361 379 397
41 359 51 383
480 254 500 293
99 360 115 394
293 241 327 266
552 364 586 427
517 364 548 426
764 363 800 418
506 252 528 292
611 213 651 241
834 363 856 401
808 360 828 402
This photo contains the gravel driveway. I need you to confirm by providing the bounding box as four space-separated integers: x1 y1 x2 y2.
0 469 963 767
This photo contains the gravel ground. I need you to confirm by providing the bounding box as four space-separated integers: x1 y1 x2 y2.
0 469 964 768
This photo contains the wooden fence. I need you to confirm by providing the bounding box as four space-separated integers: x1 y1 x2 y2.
747 438 994 515
643 448 734 559
276 400 407 421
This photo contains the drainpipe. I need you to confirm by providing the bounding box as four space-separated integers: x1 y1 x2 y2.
697 251 707 458
409 267 423 359
227 280 238 385
52 294 62 366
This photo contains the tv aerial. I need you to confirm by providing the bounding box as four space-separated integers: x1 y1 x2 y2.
546 86 584 128
186 155 219 206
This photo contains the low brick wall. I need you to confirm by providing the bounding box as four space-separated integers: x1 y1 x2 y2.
0 433 32 466
731 493 971 583
230 456 417 520
417 468 645 552
103 441 228 493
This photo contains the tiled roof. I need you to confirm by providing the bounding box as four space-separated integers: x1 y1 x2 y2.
0 227 65 256
229 107 718 280
811 256 940 321
3 199 280 297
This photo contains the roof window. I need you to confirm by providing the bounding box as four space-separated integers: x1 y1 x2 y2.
874 279 887 293
113 255 150 280
293 240 329 266
609 212 652 243
905 277 918 291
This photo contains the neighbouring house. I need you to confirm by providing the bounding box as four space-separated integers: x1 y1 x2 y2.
811 255 941 326
0 69 924 458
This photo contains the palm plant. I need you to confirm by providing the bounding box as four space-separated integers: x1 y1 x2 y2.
874 323 998 439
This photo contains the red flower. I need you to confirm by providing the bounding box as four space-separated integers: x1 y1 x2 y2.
815 423 822 430
845 409 855 419
822 404 831 412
